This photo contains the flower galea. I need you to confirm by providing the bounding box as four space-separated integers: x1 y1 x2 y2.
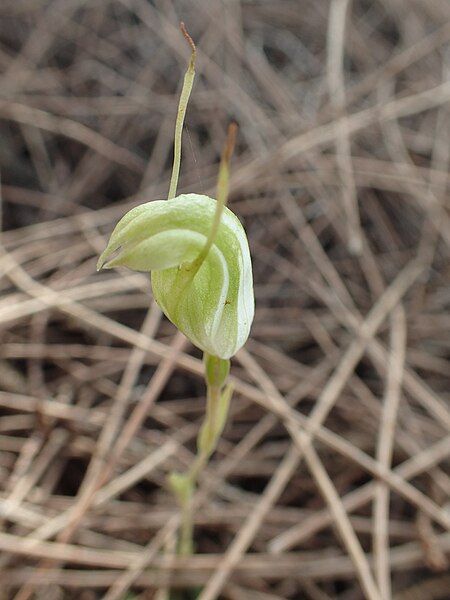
97 193 254 359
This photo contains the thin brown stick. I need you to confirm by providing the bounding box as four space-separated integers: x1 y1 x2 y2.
373 306 407 597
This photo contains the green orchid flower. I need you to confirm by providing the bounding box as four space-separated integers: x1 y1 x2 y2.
97 24 254 558
97 192 254 359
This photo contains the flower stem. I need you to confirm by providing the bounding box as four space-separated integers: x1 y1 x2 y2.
171 354 231 556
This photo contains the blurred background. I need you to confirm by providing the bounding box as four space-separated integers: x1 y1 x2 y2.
0 1 449 599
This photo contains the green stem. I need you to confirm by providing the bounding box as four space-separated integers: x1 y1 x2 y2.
179 493 194 556
174 354 231 557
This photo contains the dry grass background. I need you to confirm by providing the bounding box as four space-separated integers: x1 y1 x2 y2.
0 0 449 599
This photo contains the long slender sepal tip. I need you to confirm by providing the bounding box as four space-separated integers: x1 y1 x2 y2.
168 23 197 200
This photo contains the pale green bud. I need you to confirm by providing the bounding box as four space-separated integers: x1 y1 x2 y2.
97 193 254 360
